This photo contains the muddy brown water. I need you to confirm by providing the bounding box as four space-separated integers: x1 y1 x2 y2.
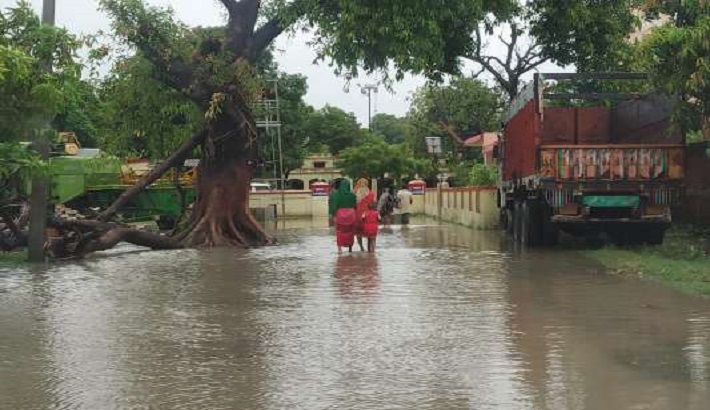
1 218 709 410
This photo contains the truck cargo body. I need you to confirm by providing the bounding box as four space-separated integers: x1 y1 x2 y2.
499 73 684 245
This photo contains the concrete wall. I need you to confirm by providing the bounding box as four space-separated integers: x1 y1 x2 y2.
423 187 499 230
249 190 328 218
249 187 499 229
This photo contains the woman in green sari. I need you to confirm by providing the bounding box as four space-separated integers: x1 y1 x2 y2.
329 179 357 252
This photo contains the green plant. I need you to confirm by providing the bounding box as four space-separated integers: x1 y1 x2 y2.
468 163 498 186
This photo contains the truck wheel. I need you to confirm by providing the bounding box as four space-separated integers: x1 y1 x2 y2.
541 204 559 246
514 201 525 243
520 201 533 246
644 227 665 245
610 227 642 246
504 208 514 236
523 200 546 247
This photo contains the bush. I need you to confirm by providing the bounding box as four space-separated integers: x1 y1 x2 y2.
468 163 497 186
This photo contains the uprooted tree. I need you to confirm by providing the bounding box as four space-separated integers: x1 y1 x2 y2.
82 0 519 252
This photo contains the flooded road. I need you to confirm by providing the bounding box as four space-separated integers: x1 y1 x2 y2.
1 219 709 409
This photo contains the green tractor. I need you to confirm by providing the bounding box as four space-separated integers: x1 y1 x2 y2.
28 133 197 229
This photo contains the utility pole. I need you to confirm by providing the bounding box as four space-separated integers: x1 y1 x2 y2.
360 84 378 131
28 0 56 262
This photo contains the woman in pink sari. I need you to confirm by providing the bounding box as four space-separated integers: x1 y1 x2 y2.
354 178 376 252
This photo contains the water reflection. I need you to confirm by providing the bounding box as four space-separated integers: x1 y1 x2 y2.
334 254 380 298
0 219 709 409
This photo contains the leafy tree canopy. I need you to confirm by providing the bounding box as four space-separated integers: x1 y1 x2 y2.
407 77 501 156
0 1 81 141
529 0 640 71
371 113 412 145
638 1 709 120
304 105 364 155
337 137 434 181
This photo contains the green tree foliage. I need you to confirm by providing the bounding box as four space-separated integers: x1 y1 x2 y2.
299 0 517 81
528 0 640 71
52 79 103 147
337 137 434 181
468 163 498 186
94 56 202 159
371 113 412 145
637 2 709 136
465 1 645 99
0 1 81 141
304 105 365 155
407 77 501 157
0 142 45 206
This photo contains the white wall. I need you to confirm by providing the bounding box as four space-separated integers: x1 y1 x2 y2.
423 187 499 230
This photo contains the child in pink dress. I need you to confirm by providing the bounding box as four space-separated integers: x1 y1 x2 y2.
361 203 381 252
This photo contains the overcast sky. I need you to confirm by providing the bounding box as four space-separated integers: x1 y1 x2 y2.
3 0 563 126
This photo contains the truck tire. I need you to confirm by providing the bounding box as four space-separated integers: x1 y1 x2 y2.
522 200 546 247
610 227 642 246
644 227 665 245
520 201 535 246
504 208 514 236
541 204 559 246
513 201 523 243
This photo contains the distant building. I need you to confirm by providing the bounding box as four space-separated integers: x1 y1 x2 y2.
287 154 343 190
464 132 499 166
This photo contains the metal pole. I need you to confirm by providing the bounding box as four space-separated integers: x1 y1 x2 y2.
42 0 55 24
28 0 56 262
367 89 372 131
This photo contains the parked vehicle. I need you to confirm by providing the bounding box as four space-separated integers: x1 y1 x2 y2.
250 182 273 192
498 73 684 245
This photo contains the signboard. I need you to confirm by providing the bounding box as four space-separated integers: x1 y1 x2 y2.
408 181 426 195
311 183 330 197
425 137 442 155
184 159 200 168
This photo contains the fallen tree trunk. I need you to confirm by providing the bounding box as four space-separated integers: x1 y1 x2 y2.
98 132 205 222
46 218 183 260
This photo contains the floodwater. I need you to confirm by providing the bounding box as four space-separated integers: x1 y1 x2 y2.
1 218 709 410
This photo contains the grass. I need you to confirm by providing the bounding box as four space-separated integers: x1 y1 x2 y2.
584 226 710 296
0 250 28 266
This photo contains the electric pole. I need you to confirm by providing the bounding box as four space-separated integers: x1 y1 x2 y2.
28 0 56 262
360 84 378 131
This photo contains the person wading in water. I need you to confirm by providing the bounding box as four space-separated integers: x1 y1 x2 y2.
330 180 358 253
354 178 376 252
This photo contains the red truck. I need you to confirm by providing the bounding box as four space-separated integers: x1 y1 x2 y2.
498 73 684 246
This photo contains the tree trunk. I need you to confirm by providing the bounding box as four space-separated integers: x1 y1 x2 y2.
180 106 274 247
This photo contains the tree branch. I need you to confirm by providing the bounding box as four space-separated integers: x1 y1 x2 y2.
217 0 239 15
247 0 310 59
98 132 206 222
438 121 466 146
249 18 284 58
239 0 261 36
222 0 263 56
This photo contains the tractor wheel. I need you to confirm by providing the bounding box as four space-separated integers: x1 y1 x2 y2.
156 216 176 231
